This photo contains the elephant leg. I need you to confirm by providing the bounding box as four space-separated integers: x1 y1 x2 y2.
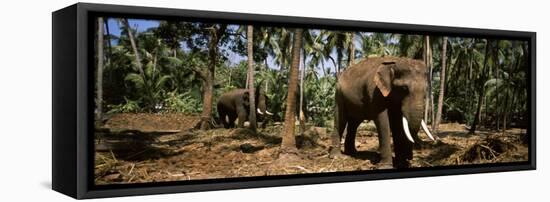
344 120 360 155
219 109 229 129
222 116 230 129
374 109 393 168
228 114 237 128
260 115 268 128
237 110 247 128
390 114 413 168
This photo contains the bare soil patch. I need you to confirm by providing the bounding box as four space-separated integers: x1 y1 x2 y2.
94 114 528 185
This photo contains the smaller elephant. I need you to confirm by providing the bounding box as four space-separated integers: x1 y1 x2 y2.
217 88 273 128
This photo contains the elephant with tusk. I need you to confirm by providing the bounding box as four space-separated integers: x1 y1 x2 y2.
217 88 273 129
330 56 437 169
257 108 273 115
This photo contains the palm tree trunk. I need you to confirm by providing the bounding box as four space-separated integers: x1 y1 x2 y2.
123 19 156 110
495 57 500 131
299 49 305 135
122 19 144 76
245 71 249 89
423 36 433 123
200 25 226 130
349 33 355 66
264 59 269 92
247 25 257 132
470 40 491 133
105 18 113 83
96 17 104 121
337 49 342 74
281 28 302 152
502 90 510 133
434 37 448 131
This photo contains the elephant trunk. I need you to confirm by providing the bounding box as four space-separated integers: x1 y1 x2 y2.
256 90 273 116
402 107 436 143
401 103 424 143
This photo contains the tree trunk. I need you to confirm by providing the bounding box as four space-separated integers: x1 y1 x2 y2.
337 48 342 75
96 17 104 121
495 58 500 131
105 18 113 83
423 36 433 123
299 48 305 135
245 70 249 89
434 37 447 132
247 25 257 133
200 25 227 130
123 19 154 110
122 19 144 76
349 33 355 66
264 58 269 92
281 28 302 152
470 40 491 133
502 91 510 133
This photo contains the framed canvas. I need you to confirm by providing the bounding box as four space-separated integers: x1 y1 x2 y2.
52 3 536 199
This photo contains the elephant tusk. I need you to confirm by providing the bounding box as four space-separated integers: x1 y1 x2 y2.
265 110 274 115
421 119 436 141
402 117 415 143
257 108 264 115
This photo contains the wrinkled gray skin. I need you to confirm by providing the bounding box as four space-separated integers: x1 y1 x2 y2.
330 57 429 169
217 88 269 128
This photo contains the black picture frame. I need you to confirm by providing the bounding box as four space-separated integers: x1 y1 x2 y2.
52 3 536 199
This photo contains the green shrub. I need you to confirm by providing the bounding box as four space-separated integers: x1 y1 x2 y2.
163 91 201 113
107 97 141 113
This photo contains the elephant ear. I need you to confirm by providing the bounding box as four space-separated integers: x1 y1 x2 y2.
374 62 395 97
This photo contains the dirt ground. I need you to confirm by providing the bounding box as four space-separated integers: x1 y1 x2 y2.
94 113 529 185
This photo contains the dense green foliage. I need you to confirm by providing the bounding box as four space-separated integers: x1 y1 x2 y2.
96 18 529 131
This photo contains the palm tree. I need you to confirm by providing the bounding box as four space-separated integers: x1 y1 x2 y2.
281 28 303 153
423 36 433 123
359 33 397 58
96 17 105 121
247 25 257 132
307 31 330 76
434 36 448 131
122 19 145 77
398 34 424 59
257 27 276 92
501 41 526 131
271 28 293 70
470 39 492 133
348 32 356 66
297 30 319 135
324 30 351 74
122 19 168 111
299 48 306 135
